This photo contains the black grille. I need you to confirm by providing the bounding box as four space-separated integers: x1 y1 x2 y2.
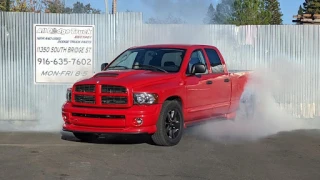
75 85 95 92
101 96 127 104
101 85 127 93
72 113 125 119
75 95 96 104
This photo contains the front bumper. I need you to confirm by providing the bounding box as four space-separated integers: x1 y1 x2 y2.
61 102 162 134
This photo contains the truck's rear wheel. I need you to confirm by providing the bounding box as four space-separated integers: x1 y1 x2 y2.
236 90 256 120
151 100 184 146
73 132 99 142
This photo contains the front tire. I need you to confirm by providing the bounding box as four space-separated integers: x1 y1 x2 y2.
73 132 99 142
151 100 184 146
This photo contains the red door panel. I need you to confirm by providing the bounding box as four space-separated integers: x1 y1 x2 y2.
185 75 215 121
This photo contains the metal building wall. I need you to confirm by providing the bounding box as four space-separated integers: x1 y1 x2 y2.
0 12 319 129
0 12 144 130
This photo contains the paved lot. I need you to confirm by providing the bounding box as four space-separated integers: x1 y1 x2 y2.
0 129 320 180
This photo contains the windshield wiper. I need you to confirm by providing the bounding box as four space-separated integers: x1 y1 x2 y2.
107 66 129 70
135 65 168 73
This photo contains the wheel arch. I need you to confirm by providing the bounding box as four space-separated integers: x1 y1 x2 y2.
164 95 183 108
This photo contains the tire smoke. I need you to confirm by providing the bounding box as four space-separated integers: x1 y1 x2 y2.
191 58 320 143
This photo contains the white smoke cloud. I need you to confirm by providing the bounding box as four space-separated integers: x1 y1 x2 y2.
141 0 212 24
191 58 320 144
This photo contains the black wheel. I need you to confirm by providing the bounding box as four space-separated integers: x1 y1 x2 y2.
151 100 184 146
73 132 99 142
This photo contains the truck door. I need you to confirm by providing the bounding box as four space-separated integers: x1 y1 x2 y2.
185 49 213 121
204 48 232 115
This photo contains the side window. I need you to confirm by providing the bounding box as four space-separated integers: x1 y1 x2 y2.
204 48 224 74
186 50 208 75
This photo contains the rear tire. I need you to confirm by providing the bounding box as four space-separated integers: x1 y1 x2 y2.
236 89 256 120
151 100 184 146
73 132 99 142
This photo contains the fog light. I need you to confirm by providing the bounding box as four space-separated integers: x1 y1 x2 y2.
62 112 70 124
133 117 143 126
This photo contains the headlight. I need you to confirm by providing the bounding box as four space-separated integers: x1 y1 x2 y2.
66 88 72 102
133 93 158 105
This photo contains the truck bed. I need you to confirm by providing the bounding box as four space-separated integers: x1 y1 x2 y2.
228 70 252 74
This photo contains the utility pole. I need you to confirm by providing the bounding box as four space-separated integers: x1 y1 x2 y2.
112 0 117 14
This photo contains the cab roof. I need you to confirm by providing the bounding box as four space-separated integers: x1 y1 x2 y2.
128 44 217 50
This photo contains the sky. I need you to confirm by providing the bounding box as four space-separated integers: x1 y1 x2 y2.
66 0 304 25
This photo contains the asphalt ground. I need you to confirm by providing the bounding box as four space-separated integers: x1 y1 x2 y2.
0 128 319 180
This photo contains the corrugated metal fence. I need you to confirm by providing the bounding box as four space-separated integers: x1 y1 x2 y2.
1 12 320 128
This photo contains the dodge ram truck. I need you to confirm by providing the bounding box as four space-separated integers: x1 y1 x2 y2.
61 44 252 146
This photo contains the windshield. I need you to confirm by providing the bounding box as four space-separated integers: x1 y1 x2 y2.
106 48 187 73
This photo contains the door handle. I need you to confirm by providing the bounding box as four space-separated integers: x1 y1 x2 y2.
224 78 230 82
206 80 213 85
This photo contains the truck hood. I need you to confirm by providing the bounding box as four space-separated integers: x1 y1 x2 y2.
74 69 178 88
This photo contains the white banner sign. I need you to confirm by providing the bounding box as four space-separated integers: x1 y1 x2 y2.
34 24 95 84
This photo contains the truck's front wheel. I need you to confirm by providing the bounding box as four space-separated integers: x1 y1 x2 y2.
151 100 184 146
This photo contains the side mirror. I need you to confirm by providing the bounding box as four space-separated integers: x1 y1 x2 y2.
191 63 206 74
101 63 109 71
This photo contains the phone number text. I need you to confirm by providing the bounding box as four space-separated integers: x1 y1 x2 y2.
37 58 92 66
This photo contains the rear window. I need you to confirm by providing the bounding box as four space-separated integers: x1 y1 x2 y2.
204 48 222 66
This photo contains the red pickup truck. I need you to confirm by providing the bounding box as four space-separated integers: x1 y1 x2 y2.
61 44 252 146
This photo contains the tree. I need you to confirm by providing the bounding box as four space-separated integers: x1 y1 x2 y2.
298 5 304 15
5 0 9 10
0 0 7 11
0 0 11 11
203 3 216 24
302 0 320 14
228 0 272 25
10 0 43 12
0 0 101 13
42 0 101 14
264 0 283 24
204 0 235 24
214 0 235 24
43 0 65 13
66 1 101 14
1 0 46 12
